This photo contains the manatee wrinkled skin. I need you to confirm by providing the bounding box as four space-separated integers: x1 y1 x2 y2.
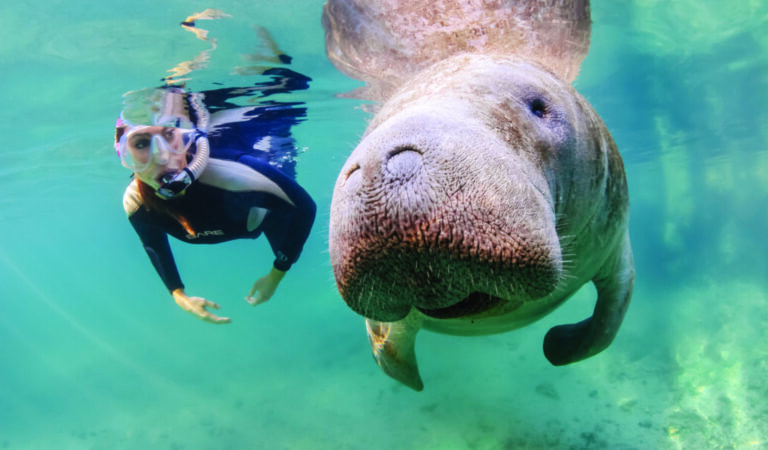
323 0 634 391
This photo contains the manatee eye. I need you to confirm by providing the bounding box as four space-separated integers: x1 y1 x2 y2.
528 98 548 118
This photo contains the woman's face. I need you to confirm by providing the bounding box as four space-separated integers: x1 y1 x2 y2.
122 126 189 189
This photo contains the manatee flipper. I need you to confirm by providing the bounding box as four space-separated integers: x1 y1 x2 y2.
366 310 424 391
544 231 634 366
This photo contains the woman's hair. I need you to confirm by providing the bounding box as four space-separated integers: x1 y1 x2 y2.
136 179 196 236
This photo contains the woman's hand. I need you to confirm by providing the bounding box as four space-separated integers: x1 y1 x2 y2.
246 268 286 306
172 289 231 324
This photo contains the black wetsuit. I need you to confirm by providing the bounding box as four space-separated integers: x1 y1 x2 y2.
124 151 316 293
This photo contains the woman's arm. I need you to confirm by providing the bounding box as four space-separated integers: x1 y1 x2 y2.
129 211 185 293
237 154 317 272
129 210 231 323
229 155 316 304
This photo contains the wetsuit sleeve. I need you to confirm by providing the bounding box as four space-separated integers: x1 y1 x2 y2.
238 154 316 272
128 210 185 293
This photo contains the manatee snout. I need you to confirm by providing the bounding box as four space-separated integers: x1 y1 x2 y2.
329 111 563 322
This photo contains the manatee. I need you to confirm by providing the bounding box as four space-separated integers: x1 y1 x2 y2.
323 0 634 391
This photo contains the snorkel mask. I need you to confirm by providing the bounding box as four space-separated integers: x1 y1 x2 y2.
116 125 191 172
114 88 211 199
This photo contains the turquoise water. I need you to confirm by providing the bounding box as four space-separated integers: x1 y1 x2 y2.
1 1 767 448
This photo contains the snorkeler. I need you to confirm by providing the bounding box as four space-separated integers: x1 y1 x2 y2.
115 86 316 324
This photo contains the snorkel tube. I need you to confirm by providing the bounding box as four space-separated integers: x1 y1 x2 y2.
156 91 210 199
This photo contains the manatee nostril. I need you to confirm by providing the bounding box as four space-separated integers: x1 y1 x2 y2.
343 162 361 181
387 145 421 159
386 146 423 177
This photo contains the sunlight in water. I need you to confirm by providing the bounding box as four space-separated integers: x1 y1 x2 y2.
0 1 767 448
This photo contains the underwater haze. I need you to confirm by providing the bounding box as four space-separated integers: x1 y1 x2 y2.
1 0 767 448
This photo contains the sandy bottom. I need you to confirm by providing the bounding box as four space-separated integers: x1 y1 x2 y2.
2 263 765 449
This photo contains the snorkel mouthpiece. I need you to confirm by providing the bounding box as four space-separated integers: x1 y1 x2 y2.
155 128 208 199
157 168 195 199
